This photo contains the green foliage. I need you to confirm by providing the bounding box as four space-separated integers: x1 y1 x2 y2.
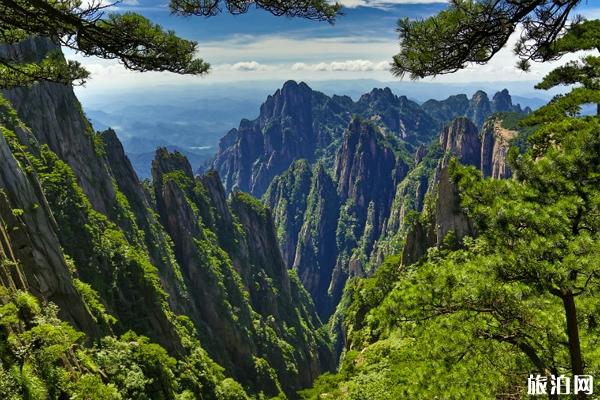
234 191 270 219
215 378 251 400
0 283 246 400
392 1 579 78
73 278 117 327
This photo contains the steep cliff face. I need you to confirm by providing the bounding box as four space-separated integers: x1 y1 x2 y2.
100 129 193 319
0 38 333 398
334 119 403 267
438 117 481 168
151 149 333 395
266 119 406 318
480 119 517 179
354 88 438 146
213 81 350 196
152 149 257 366
293 165 340 319
264 160 313 267
208 84 530 374
399 118 490 265
0 37 117 217
466 90 492 128
0 125 98 335
492 89 523 114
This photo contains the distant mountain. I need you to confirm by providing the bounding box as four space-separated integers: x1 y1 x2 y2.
77 80 547 179
213 80 529 319
212 80 527 199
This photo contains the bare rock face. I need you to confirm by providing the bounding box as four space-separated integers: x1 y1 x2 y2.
492 89 523 114
434 166 475 247
335 119 398 236
0 122 98 335
439 117 481 168
214 81 350 196
0 37 117 216
480 119 516 179
466 90 492 128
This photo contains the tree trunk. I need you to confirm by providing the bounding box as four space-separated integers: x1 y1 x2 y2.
562 290 586 400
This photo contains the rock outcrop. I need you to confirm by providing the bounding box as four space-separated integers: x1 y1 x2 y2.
213 81 350 196
0 128 98 335
265 160 313 267
480 119 517 179
267 119 408 318
466 90 493 128
438 117 481 168
0 37 117 217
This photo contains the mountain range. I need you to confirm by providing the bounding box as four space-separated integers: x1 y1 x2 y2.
211 80 528 318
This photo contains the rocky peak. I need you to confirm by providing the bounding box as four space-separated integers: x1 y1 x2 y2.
152 148 194 184
335 119 396 209
439 117 481 168
480 119 517 179
259 80 313 123
491 89 513 112
421 94 470 126
100 129 143 200
264 159 313 267
213 81 350 196
292 163 340 319
200 170 233 225
466 90 492 128
357 87 397 106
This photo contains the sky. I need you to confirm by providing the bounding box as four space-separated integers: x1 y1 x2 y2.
70 0 600 94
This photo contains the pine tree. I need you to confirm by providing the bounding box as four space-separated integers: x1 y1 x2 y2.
391 0 582 79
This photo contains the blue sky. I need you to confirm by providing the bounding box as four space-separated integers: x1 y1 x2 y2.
72 0 600 92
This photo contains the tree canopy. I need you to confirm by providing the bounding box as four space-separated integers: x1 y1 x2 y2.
0 0 341 88
392 0 583 79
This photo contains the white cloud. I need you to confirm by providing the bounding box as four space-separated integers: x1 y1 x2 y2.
292 60 390 72
225 61 277 72
339 0 447 8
